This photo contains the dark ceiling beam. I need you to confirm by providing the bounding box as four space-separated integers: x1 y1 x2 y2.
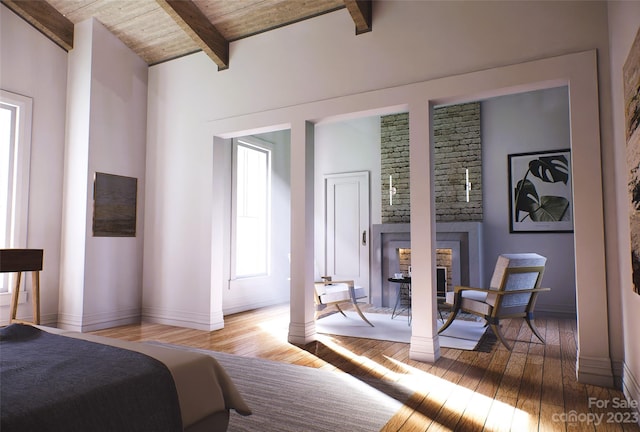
156 0 229 71
343 0 372 35
1 0 74 51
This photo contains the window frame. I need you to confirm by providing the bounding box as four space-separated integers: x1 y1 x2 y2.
1 90 33 294
230 136 272 280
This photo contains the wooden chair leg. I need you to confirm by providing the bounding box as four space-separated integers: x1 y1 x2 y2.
490 323 513 351
437 306 459 334
526 315 545 344
334 303 347 317
351 302 374 327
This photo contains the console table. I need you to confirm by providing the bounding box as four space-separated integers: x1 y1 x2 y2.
1 249 43 325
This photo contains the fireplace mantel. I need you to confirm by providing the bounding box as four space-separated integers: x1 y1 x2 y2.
370 222 483 307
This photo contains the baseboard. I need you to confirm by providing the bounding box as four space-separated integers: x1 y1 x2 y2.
57 309 141 332
577 354 615 387
56 312 83 331
81 315 141 332
288 320 316 345
535 307 577 319
622 362 640 421
409 334 441 363
142 306 224 331
612 359 624 389
222 296 289 316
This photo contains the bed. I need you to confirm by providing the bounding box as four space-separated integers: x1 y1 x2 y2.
0 323 251 432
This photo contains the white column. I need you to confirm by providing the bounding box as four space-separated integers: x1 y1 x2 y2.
288 120 317 345
408 100 441 362
569 55 614 387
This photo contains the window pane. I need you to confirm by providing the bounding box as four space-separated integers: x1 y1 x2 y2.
0 91 32 293
0 104 15 249
235 143 270 277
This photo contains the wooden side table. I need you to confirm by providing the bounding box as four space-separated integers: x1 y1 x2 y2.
1 249 43 325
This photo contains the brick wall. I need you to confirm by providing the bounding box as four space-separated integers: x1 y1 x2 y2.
380 103 482 223
380 113 410 222
434 103 483 221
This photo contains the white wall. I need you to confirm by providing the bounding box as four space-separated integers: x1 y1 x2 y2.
171 1 609 121
481 87 576 315
607 0 640 406
59 18 148 331
0 5 67 325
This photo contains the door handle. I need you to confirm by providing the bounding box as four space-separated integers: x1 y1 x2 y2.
362 230 367 246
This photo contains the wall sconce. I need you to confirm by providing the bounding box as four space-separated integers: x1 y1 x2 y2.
465 168 472 202
389 174 397 206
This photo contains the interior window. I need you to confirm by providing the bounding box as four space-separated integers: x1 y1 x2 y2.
232 138 271 278
0 90 33 292
0 103 15 250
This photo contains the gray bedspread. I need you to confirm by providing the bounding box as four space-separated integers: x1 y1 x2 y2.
0 323 183 432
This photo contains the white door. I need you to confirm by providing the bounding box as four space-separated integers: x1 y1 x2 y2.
324 171 370 292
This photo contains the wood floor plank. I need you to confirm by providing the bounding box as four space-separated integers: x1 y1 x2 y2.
538 402 566 432
483 396 518 432
90 303 639 432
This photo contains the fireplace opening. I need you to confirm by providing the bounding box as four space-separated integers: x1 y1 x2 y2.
394 247 453 297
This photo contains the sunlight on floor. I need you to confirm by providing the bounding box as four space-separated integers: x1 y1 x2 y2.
257 313 532 430
257 315 291 340
319 335 532 431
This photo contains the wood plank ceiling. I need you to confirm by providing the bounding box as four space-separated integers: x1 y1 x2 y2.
1 0 372 70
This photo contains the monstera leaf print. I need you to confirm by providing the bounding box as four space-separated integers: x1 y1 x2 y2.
528 155 570 184
514 154 570 223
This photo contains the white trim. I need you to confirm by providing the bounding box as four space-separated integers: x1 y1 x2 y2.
142 306 224 331
623 362 640 421
287 320 317 345
222 294 289 316
230 136 273 280
409 334 441 363
576 354 615 388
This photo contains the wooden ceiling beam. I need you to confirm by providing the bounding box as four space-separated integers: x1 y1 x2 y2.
343 0 372 35
156 0 229 70
1 0 73 51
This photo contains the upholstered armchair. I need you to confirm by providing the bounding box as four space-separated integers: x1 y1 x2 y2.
438 253 549 350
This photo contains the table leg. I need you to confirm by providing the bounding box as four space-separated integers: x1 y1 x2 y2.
32 271 40 325
10 272 22 322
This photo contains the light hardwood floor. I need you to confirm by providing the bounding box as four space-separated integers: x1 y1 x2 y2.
92 304 640 432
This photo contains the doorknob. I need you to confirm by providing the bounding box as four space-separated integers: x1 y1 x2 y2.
362 230 367 246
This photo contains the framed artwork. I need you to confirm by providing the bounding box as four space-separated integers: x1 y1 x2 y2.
93 172 137 237
623 26 640 294
508 149 573 233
